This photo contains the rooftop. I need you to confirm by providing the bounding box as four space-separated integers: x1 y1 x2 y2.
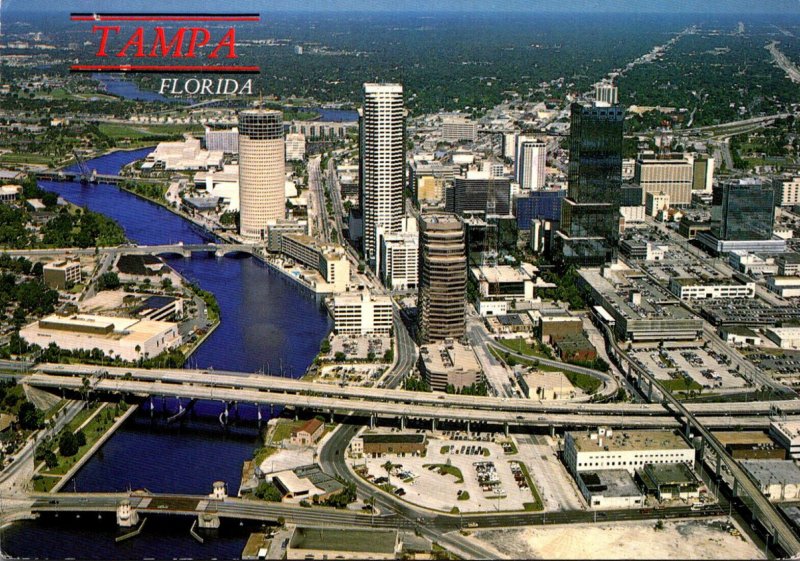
571 429 690 453
742 460 800 485
640 462 698 486
289 527 398 554
361 433 426 445
580 469 642 498
714 431 775 447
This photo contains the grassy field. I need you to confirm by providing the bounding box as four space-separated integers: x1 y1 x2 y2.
564 371 602 394
513 461 543 512
488 346 561 373
43 404 121 476
660 377 703 393
0 152 54 165
99 123 205 140
497 338 551 359
423 463 464 484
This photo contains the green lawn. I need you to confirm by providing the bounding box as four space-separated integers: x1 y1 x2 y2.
43 404 119 476
660 377 703 393
564 371 602 395
423 463 464 484
513 461 543 512
497 338 551 359
0 153 54 165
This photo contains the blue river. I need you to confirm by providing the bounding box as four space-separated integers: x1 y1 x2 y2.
2 148 332 559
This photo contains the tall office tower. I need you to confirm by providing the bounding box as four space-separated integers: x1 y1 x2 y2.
502 132 518 161
204 126 239 153
360 83 405 266
447 172 512 216
554 102 624 266
692 154 715 193
634 152 694 206
238 109 285 241
418 213 467 344
515 137 547 190
712 179 775 241
595 82 619 106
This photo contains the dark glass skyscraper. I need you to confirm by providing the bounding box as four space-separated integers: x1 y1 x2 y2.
554 102 624 266
712 179 775 241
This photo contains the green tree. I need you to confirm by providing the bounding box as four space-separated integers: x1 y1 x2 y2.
58 431 79 457
254 481 283 502
18 401 43 430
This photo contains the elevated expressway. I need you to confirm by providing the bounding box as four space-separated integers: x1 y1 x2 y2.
23 364 800 430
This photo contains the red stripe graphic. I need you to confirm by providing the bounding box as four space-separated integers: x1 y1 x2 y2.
70 16 260 22
70 65 260 72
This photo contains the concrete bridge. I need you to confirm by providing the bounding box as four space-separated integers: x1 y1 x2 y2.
23 367 800 433
1 243 258 259
33 170 168 186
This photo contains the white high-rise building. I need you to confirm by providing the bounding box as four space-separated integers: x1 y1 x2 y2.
379 219 419 291
595 82 619 106
442 115 478 143
285 133 306 161
515 137 547 190
204 126 239 153
360 83 405 266
238 110 285 241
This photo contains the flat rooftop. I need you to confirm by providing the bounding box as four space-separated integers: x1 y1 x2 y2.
641 462 698 485
571 430 690 453
580 469 642 498
742 460 800 485
289 527 397 554
361 433 426 445
470 265 533 284
714 431 775 447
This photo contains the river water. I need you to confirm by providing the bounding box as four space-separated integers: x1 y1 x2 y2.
2 148 332 559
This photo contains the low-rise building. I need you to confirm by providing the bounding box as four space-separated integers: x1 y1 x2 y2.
636 462 701 501
518 370 577 401
720 326 763 347
331 291 392 335
576 469 645 510
0 184 20 202
729 251 779 276
714 431 785 460
551 333 597 363
485 313 534 334
770 421 800 460
645 191 670 217
281 234 350 293
668 278 755 300
564 428 694 476
20 313 180 362
531 310 583 343
286 527 400 560
767 276 800 298
742 460 800 502
418 339 483 391
290 418 325 446
42 260 82 289
358 433 427 457
764 327 800 350
778 253 800 276
678 218 712 240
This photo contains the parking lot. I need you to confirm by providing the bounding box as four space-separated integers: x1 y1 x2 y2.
630 346 748 392
315 364 387 387
351 433 539 513
330 334 391 361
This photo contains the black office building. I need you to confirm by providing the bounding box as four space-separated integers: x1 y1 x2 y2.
446 176 511 217
712 179 775 241
554 102 624 266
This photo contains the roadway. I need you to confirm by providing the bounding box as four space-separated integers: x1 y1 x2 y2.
31 363 800 418
604 324 800 556
23 371 799 430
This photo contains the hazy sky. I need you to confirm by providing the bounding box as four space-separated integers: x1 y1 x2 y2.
5 0 800 13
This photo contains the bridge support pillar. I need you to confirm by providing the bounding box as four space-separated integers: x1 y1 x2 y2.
400 416 406 431
197 513 220 529
330 410 334 423
466 420 471 436
733 478 739 498
549 425 555 438
431 418 437 432
504 423 509 437
370 414 376 430
116 500 139 528
647 379 653 401
715 455 722 480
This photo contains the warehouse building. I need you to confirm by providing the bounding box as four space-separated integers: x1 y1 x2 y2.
742 460 800 502
576 469 645 510
714 431 785 460
636 462 701 501
356 433 427 457
286 527 400 560
770 421 800 460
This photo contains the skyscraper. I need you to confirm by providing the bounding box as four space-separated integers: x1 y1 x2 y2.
634 153 693 206
360 83 405 266
418 213 467 344
446 173 512 217
595 82 619 106
515 137 547 190
555 102 624 266
238 109 285 241
712 179 775 241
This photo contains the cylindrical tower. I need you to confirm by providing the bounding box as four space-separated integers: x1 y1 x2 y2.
238 109 284 241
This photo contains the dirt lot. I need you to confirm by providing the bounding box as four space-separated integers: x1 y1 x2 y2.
471 518 764 560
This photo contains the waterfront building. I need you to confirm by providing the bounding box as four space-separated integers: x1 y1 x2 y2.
634 153 694 207
145 138 223 171
280 234 350 293
290 418 325 446
203 126 239 153
555 102 624 266
515 137 546 191
360 83 405 266
238 109 285 240
42 260 81 289
285 133 306 161
441 115 478 143
331 290 393 335
20 313 181 362
417 213 467 343
418 339 483 391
